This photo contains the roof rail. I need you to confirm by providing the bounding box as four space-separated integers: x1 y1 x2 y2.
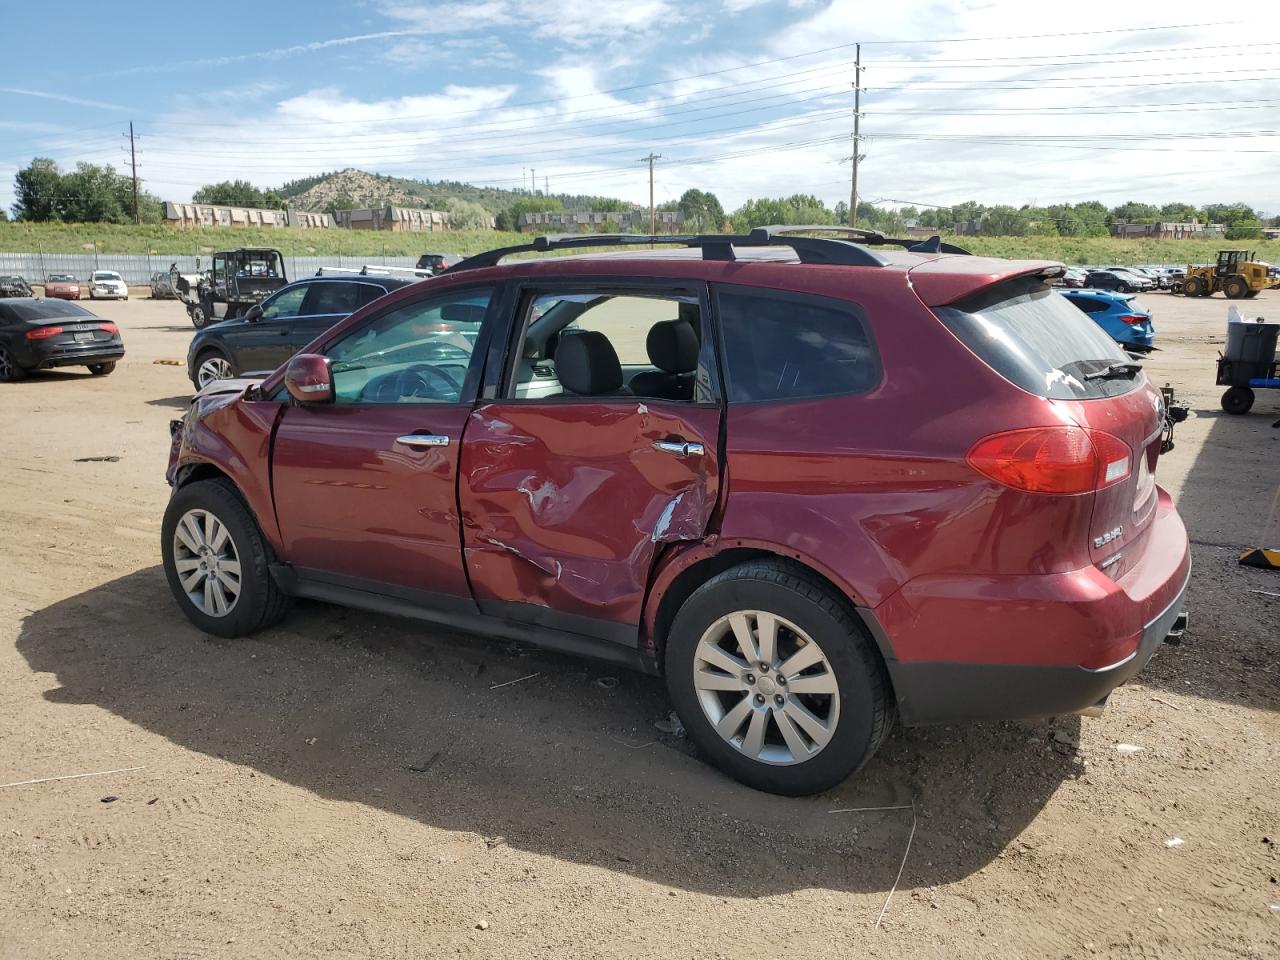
313 264 435 278
752 224 972 256
450 231 891 272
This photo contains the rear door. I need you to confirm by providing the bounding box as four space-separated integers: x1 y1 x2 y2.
457 281 722 642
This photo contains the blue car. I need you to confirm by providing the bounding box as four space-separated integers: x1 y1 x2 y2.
1058 288 1155 350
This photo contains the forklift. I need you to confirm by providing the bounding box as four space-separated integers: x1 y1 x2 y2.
172 248 288 329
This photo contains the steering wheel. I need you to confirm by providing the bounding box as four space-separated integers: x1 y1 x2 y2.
398 363 461 400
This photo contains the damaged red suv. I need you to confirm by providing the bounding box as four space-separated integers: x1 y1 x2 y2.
163 228 1189 795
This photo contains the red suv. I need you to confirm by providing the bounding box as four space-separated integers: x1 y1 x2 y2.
163 228 1190 795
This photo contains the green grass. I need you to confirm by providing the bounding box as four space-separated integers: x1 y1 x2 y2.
2 221 1278 266
0 222 525 257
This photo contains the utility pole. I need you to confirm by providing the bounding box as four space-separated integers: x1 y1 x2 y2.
639 153 661 234
850 44 862 227
531 168 536 196
128 121 140 225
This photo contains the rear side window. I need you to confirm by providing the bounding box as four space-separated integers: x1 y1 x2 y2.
715 288 879 402
935 277 1134 400
302 281 361 316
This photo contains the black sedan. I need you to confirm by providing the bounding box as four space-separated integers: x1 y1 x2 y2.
0 298 124 381
186 274 413 389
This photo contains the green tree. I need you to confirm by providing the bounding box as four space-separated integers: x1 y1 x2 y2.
676 188 726 232
443 197 491 230
59 162 133 223
589 197 629 213
1159 202 1200 222
193 179 284 208
1109 201 1159 224
12 157 63 221
1224 218 1264 240
980 205 1028 236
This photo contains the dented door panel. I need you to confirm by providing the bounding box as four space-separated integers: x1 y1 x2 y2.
459 400 721 627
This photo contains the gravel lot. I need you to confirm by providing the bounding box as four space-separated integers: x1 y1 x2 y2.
1 288 1277 959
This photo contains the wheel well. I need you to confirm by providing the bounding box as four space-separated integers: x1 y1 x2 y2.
175 462 234 491
650 548 889 670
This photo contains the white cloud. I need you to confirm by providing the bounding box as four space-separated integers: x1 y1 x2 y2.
0 87 128 111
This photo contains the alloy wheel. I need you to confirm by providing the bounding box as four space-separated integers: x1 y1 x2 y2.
172 508 242 617
196 355 232 388
0 347 14 380
692 610 840 765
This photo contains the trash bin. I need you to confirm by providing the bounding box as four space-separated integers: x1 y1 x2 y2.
1225 320 1280 365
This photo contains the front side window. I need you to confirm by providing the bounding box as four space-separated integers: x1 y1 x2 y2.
325 288 491 405
260 285 308 320
715 287 880 403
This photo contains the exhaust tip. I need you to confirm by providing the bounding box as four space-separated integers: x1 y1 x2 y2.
1165 611 1189 645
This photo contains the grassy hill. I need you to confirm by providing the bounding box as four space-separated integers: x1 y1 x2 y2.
277 168 625 216
2 219 1278 264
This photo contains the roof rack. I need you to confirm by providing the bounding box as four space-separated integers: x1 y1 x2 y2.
450 227 970 273
754 224 972 255
314 264 434 278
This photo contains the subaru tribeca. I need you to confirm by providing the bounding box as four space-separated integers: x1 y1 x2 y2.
162 228 1189 795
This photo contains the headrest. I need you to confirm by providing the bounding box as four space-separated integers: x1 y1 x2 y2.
646 319 699 374
556 331 623 395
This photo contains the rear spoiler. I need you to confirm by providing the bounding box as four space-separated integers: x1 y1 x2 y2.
908 259 1066 307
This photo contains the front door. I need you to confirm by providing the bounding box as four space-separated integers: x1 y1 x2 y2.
458 282 723 644
271 285 495 601
234 282 310 373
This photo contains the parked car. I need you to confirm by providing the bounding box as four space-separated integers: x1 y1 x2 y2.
1057 267 1087 288
1058 288 1155 350
415 253 462 276
1084 269 1154 293
163 230 1190 795
43 274 81 300
0 275 34 298
150 271 178 299
88 270 128 300
186 274 412 389
0 297 124 381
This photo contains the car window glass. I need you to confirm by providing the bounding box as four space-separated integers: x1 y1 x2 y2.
716 289 879 402
301 281 360 316
357 283 389 308
260 285 308 321
325 288 491 405
510 291 706 401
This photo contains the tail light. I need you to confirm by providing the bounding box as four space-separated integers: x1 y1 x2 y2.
967 426 1131 495
26 325 63 339
1118 314 1148 327
99 323 119 334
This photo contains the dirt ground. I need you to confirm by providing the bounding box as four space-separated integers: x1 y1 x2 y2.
1 288 1278 960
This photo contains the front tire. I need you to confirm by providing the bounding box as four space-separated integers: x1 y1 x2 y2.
162 478 289 638
1183 276 1206 298
87 362 116 376
1221 386 1255 415
664 560 892 795
193 350 233 390
189 305 209 329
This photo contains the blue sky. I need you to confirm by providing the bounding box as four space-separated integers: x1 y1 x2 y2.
2 1 1277 215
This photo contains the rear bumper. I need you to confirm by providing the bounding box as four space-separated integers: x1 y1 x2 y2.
874 488 1191 725
886 573 1187 724
34 345 125 369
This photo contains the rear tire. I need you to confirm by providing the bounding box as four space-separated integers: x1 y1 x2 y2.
1221 386 1255 415
664 560 893 795
1223 276 1249 300
87 362 116 376
162 478 290 638
0 345 27 382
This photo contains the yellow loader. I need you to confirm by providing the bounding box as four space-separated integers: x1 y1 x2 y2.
1178 249 1278 299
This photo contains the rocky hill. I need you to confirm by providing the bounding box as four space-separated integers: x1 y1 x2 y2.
277 168 623 216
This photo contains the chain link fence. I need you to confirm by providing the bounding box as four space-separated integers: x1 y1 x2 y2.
0 253 420 286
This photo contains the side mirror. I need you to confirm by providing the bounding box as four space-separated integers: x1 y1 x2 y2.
283 353 333 404
244 304 263 323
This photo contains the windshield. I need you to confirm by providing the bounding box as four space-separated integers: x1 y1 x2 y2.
92 272 122 281
935 277 1138 400
48 274 76 282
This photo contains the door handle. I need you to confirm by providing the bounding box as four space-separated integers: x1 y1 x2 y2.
653 439 705 457
397 434 450 448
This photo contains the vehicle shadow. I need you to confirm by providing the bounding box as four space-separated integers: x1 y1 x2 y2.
4 368 98 384
1142 402 1280 711
16 566 1079 897
146 395 194 409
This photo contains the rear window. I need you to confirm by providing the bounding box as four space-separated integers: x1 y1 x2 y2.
715 287 879 402
935 277 1136 399
6 299 94 322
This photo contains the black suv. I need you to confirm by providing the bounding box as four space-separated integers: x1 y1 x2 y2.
187 275 413 389
416 253 462 276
